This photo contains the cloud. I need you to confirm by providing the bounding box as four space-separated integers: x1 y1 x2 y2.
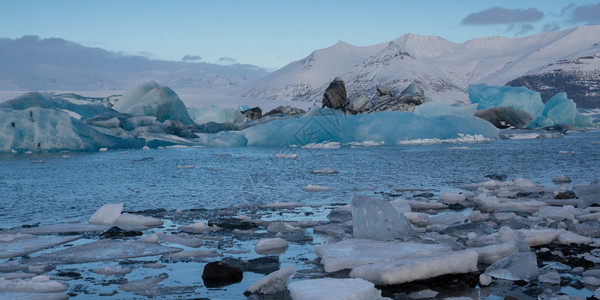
569 3 600 25
542 22 560 32
182 55 202 62
218 57 237 63
136 51 154 58
516 24 535 35
462 7 543 25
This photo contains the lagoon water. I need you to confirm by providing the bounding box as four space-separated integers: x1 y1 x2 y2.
2 130 599 230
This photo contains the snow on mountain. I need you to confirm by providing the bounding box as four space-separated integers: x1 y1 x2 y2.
242 25 600 107
0 35 269 93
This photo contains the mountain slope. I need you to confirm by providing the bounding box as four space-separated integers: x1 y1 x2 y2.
242 25 600 107
0 35 269 93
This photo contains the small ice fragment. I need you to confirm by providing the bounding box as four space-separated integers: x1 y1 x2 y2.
584 276 600 286
288 278 382 300
113 213 163 227
90 266 132 276
552 175 571 183
246 265 295 295
408 289 438 299
88 203 123 225
138 234 159 243
119 273 168 292
99 148 108 152
538 271 561 284
302 142 341 149
485 252 538 281
0 275 69 293
267 222 302 234
301 184 332 192
558 231 591 245
180 222 209 234
275 153 298 159
255 238 288 255
352 195 415 241
162 250 219 259
479 273 492 286
311 167 339 174
439 192 467 205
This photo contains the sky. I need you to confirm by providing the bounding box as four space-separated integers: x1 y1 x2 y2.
1 0 600 70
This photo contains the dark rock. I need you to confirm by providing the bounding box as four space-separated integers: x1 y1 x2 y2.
485 174 508 181
220 256 280 274
414 192 434 198
448 203 467 210
191 122 243 134
322 78 348 111
242 107 262 120
56 270 82 279
370 83 429 113
475 106 532 129
100 226 143 239
208 218 258 230
516 191 543 198
263 106 306 117
162 120 197 138
554 191 576 199
202 261 243 287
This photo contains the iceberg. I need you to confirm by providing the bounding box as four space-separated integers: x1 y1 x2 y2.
0 92 116 120
413 102 477 118
188 105 246 125
469 84 545 119
0 107 144 153
527 92 593 128
112 81 194 125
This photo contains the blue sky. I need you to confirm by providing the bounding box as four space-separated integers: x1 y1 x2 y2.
1 0 600 69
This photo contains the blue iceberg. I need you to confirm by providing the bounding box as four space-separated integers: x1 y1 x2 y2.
469 84 544 119
0 92 116 120
414 102 477 118
527 92 593 128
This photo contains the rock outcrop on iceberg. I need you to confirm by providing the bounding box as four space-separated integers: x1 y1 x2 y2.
112 81 194 125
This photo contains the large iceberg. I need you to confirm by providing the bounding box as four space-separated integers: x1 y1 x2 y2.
0 107 144 152
0 92 116 120
112 81 194 125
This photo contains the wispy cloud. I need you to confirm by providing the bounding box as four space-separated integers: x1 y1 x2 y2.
182 55 202 62
462 7 543 25
218 57 237 64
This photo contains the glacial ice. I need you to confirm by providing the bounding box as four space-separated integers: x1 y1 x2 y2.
469 84 545 119
0 235 81 259
485 252 538 281
574 179 600 208
113 213 163 227
112 81 194 125
413 102 477 118
254 238 288 254
188 105 246 125
527 92 593 128
349 250 478 285
0 275 69 293
119 273 168 292
22 239 181 264
0 92 116 120
314 238 450 273
352 195 415 241
0 108 143 153
246 265 295 295
288 278 383 300
89 266 132 276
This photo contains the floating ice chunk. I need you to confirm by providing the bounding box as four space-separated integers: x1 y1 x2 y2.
539 271 561 284
275 153 298 159
302 142 341 149
414 102 477 118
246 265 295 295
119 273 168 292
485 252 537 281
23 239 181 265
408 289 438 299
88 203 123 225
558 231 592 245
288 278 382 300
469 84 544 119
352 195 415 241
517 229 560 247
312 167 339 174
301 184 332 192
350 250 478 285
347 141 383 147
0 275 68 293
113 213 163 227
0 235 81 259
255 238 288 255
154 232 203 248
536 206 576 220
3 223 120 235
188 105 246 125
162 249 219 259
584 276 600 286
180 222 209 234
90 266 132 276
261 202 302 209
315 238 450 273
552 175 572 184
267 222 302 234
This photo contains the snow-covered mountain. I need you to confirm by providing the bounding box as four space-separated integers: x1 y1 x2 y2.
242 25 600 108
0 35 269 93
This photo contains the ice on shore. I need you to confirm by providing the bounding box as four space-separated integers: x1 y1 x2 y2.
352 195 415 241
88 203 123 225
0 275 69 293
22 239 181 265
315 238 450 273
288 278 383 300
574 179 600 208
255 238 288 255
180 222 209 234
90 266 132 276
349 250 478 285
0 235 81 259
485 252 538 281
113 213 163 227
246 265 295 295
119 273 168 292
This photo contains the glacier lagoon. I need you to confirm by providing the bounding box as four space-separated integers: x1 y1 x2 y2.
1 128 600 299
